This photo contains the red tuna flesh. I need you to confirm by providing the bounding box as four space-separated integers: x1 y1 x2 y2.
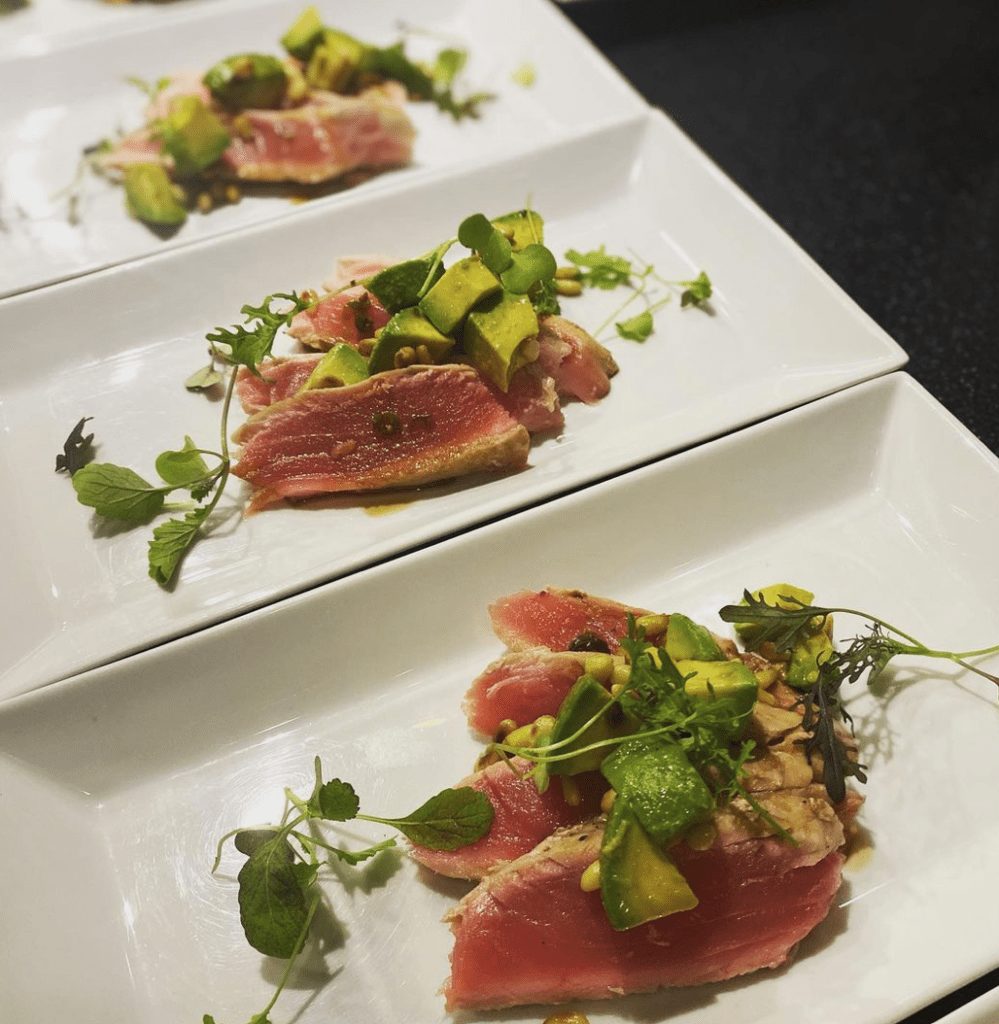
410 758 604 879
288 285 391 350
486 363 564 433
236 356 323 414
489 588 662 653
445 817 845 1009
463 649 586 736
231 364 530 511
537 315 619 405
221 89 414 184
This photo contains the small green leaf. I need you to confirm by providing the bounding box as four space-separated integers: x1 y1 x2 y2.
500 243 557 294
237 834 310 959
457 213 512 275
564 246 633 290
55 416 95 475
314 778 360 822
330 838 396 866
292 861 320 891
185 364 224 391
615 310 654 342
433 47 466 86
148 507 209 585
72 463 168 522
383 787 494 850
234 829 281 856
680 271 712 307
208 292 309 373
155 436 210 488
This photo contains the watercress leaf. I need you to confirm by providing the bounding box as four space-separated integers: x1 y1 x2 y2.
155 436 210 488
72 463 168 522
55 416 95 475
385 787 494 850
185 364 224 391
615 310 654 342
313 778 360 822
432 47 466 86
234 828 282 857
500 243 557 294
148 506 210 585
564 246 632 289
237 834 309 958
680 271 712 307
330 838 396 866
370 42 435 100
436 89 494 121
292 861 319 892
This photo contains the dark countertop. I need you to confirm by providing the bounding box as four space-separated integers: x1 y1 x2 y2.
565 0 999 455
564 1 999 1021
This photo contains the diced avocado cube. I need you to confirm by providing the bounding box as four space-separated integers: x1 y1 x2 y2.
491 209 545 250
600 799 698 931
281 5 325 61
203 54 289 110
299 344 370 391
665 612 725 662
677 659 758 732
159 96 230 177
123 163 187 227
367 309 454 374
419 257 501 335
547 675 632 777
305 28 368 93
365 256 443 313
601 737 714 846
463 291 539 392
787 632 834 690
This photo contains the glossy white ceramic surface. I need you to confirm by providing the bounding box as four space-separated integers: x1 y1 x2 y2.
0 112 907 698
0 0 645 297
0 373 995 1022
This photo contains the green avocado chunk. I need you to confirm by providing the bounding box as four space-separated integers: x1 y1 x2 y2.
599 798 698 930
734 582 815 648
299 344 370 391
419 257 502 335
491 209 545 249
203 54 289 110
463 291 539 391
601 737 714 845
159 96 230 177
364 256 444 313
665 613 725 662
281 5 325 61
122 163 187 227
677 659 758 732
787 631 834 690
305 28 368 92
547 675 632 777
367 309 454 375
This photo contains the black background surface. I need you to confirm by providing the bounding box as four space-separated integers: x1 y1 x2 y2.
563 1 999 1021
565 0 999 455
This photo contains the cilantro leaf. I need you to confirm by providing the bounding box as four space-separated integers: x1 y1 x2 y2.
208 292 309 373
185 364 224 391
615 310 654 342
330 838 396 866
148 507 210 585
313 778 360 822
72 463 168 522
55 416 95 475
680 271 712 307
564 246 633 289
236 833 310 959
366 787 494 850
155 436 210 488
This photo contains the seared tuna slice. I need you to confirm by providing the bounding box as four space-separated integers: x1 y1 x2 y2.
221 88 414 184
463 649 586 736
288 284 391 350
323 255 394 292
410 758 603 879
232 364 530 511
537 316 619 404
485 364 564 433
236 355 323 414
445 801 845 1010
488 588 662 653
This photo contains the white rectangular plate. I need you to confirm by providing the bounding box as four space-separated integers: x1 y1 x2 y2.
0 0 645 297
0 372 996 1022
0 112 906 698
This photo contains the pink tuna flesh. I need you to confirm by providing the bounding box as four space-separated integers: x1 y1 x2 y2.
236 356 323 414
485 363 564 433
288 285 391 350
537 315 619 405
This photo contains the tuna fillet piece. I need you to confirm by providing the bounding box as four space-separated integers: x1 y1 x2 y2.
221 88 414 184
463 649 586 736
410 758 603 879
445 794 846 1010
537 315 619 404
288 285 391 350
489 588 663 654
323 255 394 292
236 355 322 414
485 363 564 433
232 364 530 511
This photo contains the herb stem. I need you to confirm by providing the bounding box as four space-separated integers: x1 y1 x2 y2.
594 273 649 337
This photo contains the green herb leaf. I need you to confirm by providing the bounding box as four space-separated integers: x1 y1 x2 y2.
500 243 557 294
233 829 282 857
330 838 396 866
124 74 171 100
185 364 224 391
155 436 210 488
530 278 561 316
55 416 95 475
457 213 512 275
148 507 210 585
236 833 310 959
72 463 169 522
680 271 712 307
292 862 320 891
718 589 826 655
432 47 467 86
313 778 360 822
564 246 633 289
370 787 494 850
207 292 309 373
615 309 654 342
